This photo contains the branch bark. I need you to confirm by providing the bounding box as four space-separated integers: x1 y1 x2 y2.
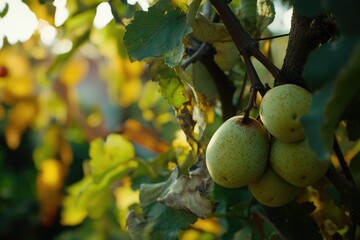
281 10 338 88
209 0 286 95
199 44 237 121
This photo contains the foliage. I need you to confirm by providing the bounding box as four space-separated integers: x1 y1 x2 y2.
0 0 359 239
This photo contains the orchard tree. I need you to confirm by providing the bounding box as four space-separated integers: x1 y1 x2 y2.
0 0 360 239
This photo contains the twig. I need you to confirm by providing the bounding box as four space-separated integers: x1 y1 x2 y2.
236 72 248 111
325 166 360 225
242 87 257 124
109 0 125 26
333 135 356 186
257 33 290 41
209 0 286 89
181 42 209 70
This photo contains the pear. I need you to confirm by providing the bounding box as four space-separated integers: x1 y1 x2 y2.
206 116 270 188
259 84 311 142
270 138 331 187
248 167 302 207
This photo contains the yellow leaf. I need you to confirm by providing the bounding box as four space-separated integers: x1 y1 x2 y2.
114 178 139 229
0 47 34 99
122 59 144 78
118 77 142 107
39 159 63 188
191 218 222 236
61 197 88 226
5 126 21 150
59 56 89 87
37 159 64 226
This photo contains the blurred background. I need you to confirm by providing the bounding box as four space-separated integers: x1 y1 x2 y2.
0 0 292 239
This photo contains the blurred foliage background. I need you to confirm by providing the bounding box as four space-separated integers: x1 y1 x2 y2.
2 0 357 239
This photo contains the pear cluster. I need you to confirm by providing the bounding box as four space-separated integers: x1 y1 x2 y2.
206 84 331 207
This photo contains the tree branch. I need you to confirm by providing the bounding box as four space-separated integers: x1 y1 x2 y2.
199 45 237 121
333 135 356 185
325 166 360 225
209 0 286 95
281 10 338 88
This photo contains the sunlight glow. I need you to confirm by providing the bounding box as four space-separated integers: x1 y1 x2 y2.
0 0 38 48
93 2 113 29
268 3 293 34
54 0 69 26
38 20 57 46
127 0 150 11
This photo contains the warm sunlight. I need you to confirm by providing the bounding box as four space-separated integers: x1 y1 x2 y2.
0 0 38 48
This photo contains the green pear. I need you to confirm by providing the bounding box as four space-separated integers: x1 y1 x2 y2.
259 84 311 142
206 116 270 188
248 167 302 207
270 138 331 187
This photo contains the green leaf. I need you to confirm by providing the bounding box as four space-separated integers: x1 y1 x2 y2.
61 134 137 225
238 0 275 37
123 0 191 67
256 0 275 34
233 225 252 240
240 0 257 35
89 134 135 183
148 60 187 109
61 176 112 225
127 168 199 240
293 0 360 35
187 62 217 99
301 40 360 160
192 14 232 42
292 0 326 17
187 0 202 27
213 42 241 70
303 37 358 91
0 3 9 18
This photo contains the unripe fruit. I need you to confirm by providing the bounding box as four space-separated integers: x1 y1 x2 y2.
259 84 311 142
206 116 270 188
248 167 302 207
270 138 331 187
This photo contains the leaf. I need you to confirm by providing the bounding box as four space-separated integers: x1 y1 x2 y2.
186 0 202 27
157 174 214 218
0 3 9 18
292 0 326 17
61 176 112 225
240 0 257 35
301 40 360 160
233 225 252 240
293 0 360 35
213 42 241 70
126 168 199 240
123 0 191 67
148 60 187 109
256 0 275 35
303 37 358 91
192 14 232 42
61 134 138 225
89 134 136 183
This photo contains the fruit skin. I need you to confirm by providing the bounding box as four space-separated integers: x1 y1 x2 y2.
269 138 331 187
248 167 302 207
259 84 311 142
206 116 270 188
